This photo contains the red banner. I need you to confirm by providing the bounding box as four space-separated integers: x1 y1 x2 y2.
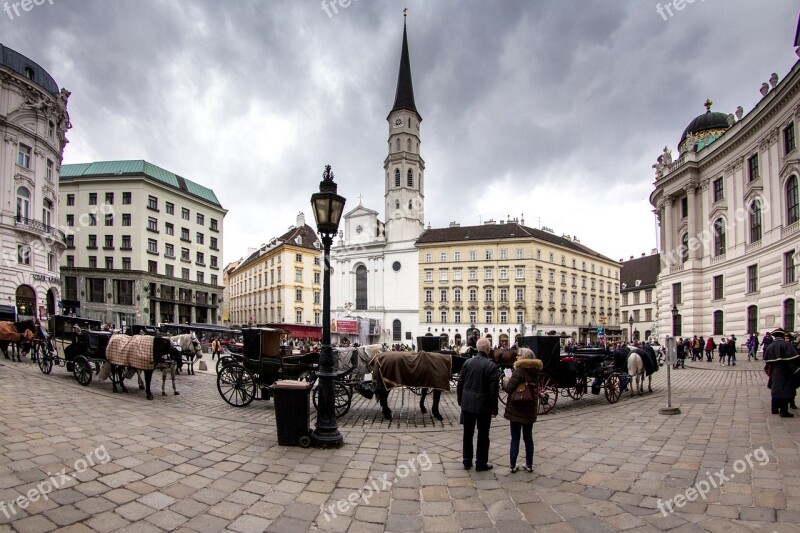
334 319 358 334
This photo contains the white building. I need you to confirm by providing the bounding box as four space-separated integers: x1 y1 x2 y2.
59 160 226 327
619 252 661 343
0 43 71 321
650 40 800 339
331 21 424 344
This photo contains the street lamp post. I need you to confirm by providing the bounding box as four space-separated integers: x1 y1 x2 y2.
310 165 346 448
628 316 634 343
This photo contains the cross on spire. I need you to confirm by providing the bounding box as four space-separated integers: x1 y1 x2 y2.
704 98 713 112
358 193 363 206
403 7 407 17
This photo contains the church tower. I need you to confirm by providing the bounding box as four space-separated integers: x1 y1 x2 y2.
384 18 425 243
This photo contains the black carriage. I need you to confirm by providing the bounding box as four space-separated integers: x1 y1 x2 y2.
37 315 103 376
216 327 322 408
518 337 626 415
64 329 115 386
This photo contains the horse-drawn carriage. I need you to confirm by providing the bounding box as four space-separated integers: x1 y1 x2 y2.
216 327 321 408
511 337 627 414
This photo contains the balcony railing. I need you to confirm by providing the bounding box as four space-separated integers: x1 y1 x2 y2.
14 215 66 245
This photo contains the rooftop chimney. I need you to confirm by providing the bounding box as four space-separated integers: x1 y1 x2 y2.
651 248 658 255
449 221 460 228
641 252 646 257
296 212 306 227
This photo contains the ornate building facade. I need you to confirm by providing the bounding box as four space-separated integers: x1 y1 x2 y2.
0 44 71 321
650 56 800 339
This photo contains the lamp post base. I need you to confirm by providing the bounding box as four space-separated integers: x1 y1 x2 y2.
659 406 681 415
310 429 344 448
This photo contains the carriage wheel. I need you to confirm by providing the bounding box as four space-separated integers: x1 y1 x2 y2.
312 381 352 418
567 375 586 400
215 356 234 375
537 373 558 415
605 373 623 404
73 355 93 386
217 364 256 407
37 345 53 375
498 374 508 405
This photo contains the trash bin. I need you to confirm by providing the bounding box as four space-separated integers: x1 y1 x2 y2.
272 380 312 447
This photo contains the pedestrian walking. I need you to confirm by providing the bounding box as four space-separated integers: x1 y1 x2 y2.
719 338 728 365
211 337 221 360
763 328 799 418
675 337 685 369
747 333 760 361
727 335 737 366
705 336 716 362
501 348 542 473
457 337 502 471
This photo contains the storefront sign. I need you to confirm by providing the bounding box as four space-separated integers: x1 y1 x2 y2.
335 319 358 334
32 274 62 285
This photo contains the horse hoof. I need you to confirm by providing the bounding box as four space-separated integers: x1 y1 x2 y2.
420 406 428 414
162 392 167 396
139 385 145 390
433 412 443 421
174 391 180 395
147 394 154 400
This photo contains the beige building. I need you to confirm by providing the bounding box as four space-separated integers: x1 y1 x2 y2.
222 259 240 327
1 43 71 321
59 160 226 327
650 38 800 339
416 220 621 347
620 251 661 343
228 213 323 338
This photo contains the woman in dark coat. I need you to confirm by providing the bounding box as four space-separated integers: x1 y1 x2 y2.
502 348 543 472
764 328 799 417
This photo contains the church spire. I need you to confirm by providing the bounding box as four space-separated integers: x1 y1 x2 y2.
390 16 420 120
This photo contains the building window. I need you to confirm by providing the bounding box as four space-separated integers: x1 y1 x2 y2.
484 268 493 280
314 272 320 284
454 288 462 302
196 232 204 245
485 310 493 324
104 235 114 249
454 311 462 323
314 291 320 304
440 270 448 281
146 217 157 232
164 243 173 257
88 213 96 226
425 310 432 323
356 265 368 310
713 310 724 336
713 218 726 256
785 299 796 332
210 218 218 231
123 192 131 204
123 258 132 271
516 267 524 279
165 222 173 235
66 193 74 206
425 253 432 263
197 213 204 225
148 239 157 253
105 257 113 269
500 311 508 324
680 196 688 219
196 271 204 283
748 153 759 181
645 308 652 322
469 288 477 302
103 192 113 205
147 260 157 274
196 252 205 265
182 268 189 280
440 310 447 323
516 248 524 259
747 305 758 334
516 288 524 301
181 248 190 261
500 268 508 280
146 195 158 210
407 169 413 187
45 159 54 182
786 251 796 284
122 213 131 226
469 311 477 323
165 202 174 215
454 269 462 281
210 256 218 268
102 213 113 227
785 122 796 154
88 278 105 303
394 169 400 187
17 143 31 168
516 310 524 323
672 282 681 305
210 236 218 250
469 250 477 261
747 264 758 293
485 288 493 301
713 275 723 300
66 255 74 268
499 288 508 302
788 175 799 225
469 269 477 281
485 249 492 260
182 208 190 220
210 274 217 285
17 245 31 265
181 228 190 241
294 268 302 282
680 233 689 263
749 199 762 243
425 289 432 302
87 234 97 249
296 289 303 302
453 251 461 261
425 270 433 282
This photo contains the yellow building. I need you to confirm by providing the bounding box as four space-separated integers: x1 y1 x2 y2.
416 220 621 347
228 213 322 338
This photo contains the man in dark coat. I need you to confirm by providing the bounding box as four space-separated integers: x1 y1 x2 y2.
457 337 501 471
763 328 799 418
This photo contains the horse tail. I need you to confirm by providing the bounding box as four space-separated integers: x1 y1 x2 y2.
627 353 640 376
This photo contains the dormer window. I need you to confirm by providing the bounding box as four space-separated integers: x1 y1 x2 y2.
23 66 34 80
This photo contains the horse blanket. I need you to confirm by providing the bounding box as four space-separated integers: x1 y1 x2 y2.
372 351 452 391
107 334 156 370
0 322 32 343
632 347 658 375
335 347 372 379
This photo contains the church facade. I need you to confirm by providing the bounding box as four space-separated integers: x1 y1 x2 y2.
331 21 425 345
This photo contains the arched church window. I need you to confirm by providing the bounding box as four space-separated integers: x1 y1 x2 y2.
394 169 400 187
408 200 412 209
787 175 799 225
16 186 30 221
407 169 413 187
356 265 368 310
396 139 400 152
407 139 412 152
395 200 400 210
392 319 401 342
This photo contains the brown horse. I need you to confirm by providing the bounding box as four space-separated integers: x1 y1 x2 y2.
491 348 519 368
0 320 35 362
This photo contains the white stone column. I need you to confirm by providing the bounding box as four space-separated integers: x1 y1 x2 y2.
664 197 674 264
686 186 699 260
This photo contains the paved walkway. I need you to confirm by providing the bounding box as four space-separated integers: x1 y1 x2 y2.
0 355 798 532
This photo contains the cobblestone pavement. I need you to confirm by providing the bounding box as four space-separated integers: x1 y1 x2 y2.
0 355 798 532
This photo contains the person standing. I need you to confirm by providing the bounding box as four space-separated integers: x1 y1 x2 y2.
718 338 728 366
705 336 716 362
675 337 685 369
457 337 502 471
727 335 737 366
502 348 542 473
211 337 221 360
763 328 799 417
747 334 759 362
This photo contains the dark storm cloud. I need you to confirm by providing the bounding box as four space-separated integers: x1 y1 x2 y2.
2 0 797 263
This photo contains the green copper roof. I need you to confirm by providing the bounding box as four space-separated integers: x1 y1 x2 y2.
60 160 222 207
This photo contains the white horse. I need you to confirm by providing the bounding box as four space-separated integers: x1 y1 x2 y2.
172 333 203 375
627 349 653 396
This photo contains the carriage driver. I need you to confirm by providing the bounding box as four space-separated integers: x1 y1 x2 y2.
457 337 502 471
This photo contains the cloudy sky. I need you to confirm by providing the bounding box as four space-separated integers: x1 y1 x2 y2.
3 0 799 265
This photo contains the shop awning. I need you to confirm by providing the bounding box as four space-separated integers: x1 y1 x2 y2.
263 323 322 339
